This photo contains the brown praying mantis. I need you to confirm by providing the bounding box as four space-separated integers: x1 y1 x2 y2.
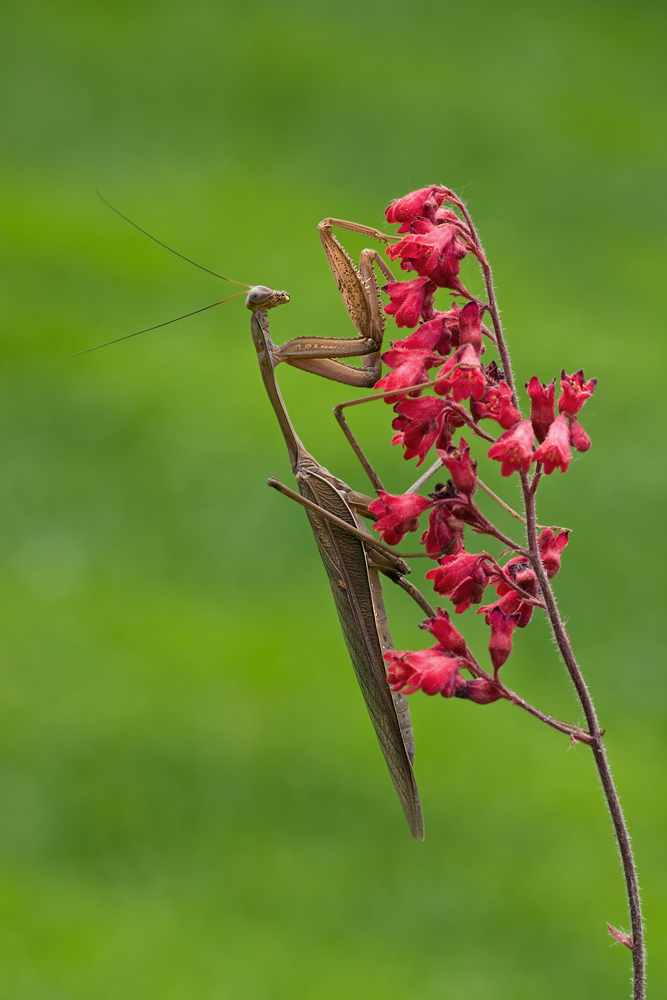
245 218 440 840
81 205 440 839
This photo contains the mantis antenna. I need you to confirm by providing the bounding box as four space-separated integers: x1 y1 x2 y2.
74 195 252 356
96 192 250 287
72 291 247 357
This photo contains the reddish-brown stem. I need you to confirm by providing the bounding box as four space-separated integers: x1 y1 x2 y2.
481 323 497 346
339 378 498 444
521 474 645 995
500 687 595 744
457 203 521 412
530 463 543 493
475 521 528 556
444 401 498 444
476 479 571 534
477 477 527 523
462 193 646 995
460 647 590 742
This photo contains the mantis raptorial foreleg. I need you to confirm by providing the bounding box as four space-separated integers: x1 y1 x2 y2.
270 219 396 388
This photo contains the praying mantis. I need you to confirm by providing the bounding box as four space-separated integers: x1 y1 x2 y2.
244 219 446 840
82 205 436 839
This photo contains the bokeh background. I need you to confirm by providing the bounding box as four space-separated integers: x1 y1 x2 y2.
1 1 665 997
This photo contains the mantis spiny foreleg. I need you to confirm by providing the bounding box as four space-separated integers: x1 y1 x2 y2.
271 219 396 388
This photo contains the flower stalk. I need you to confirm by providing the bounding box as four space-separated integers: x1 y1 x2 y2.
371 184 646 997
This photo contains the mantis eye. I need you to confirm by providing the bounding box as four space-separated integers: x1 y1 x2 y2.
246 285 273 307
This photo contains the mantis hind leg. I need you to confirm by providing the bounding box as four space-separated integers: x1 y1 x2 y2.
268 478 437 622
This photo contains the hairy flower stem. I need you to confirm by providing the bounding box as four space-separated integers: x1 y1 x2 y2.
522 476 646 998
503 688 594 744
465 197 646 996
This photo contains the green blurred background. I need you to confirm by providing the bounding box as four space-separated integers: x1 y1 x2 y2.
0 1 665 997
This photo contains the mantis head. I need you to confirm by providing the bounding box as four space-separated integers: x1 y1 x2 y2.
245 286 291 312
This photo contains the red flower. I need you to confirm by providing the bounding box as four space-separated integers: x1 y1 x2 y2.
385 646 466 697
419 607 468 656
368 492 432 545
420 503 465 557
487 419 534 477
388 223 459 272
391 312 456 356
426 551 491 613
485 606 521 676
458 301 483 356
440 437 477 496
491 556 538 599
569 417 591 452
434 344 488 402
538 528 569 578
481 589 535 629
481 556 538 628
426 248 468 291
387 222 468 293
526 376 555 443
376 348 440 400
457 678 505 704
532 414 571 474
472 381 521 430
383 277 435 328
391 396 452 465
558 369 597 416
385 186 458 233
426 481 488 534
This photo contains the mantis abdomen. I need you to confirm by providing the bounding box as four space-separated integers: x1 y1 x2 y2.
296 469 423 839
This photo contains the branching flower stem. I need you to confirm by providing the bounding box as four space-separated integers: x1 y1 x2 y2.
475 522 527 557
459 646 588 742
467 205 647 999
477 478 571 534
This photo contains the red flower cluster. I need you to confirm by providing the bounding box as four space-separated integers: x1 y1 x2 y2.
487 371 596 477
385 608 469 697
379 186 597 475
385 607 506 704
369 187 597 709
375 189 481 402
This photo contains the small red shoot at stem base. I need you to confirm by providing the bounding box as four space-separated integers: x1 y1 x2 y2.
607 924 634 950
